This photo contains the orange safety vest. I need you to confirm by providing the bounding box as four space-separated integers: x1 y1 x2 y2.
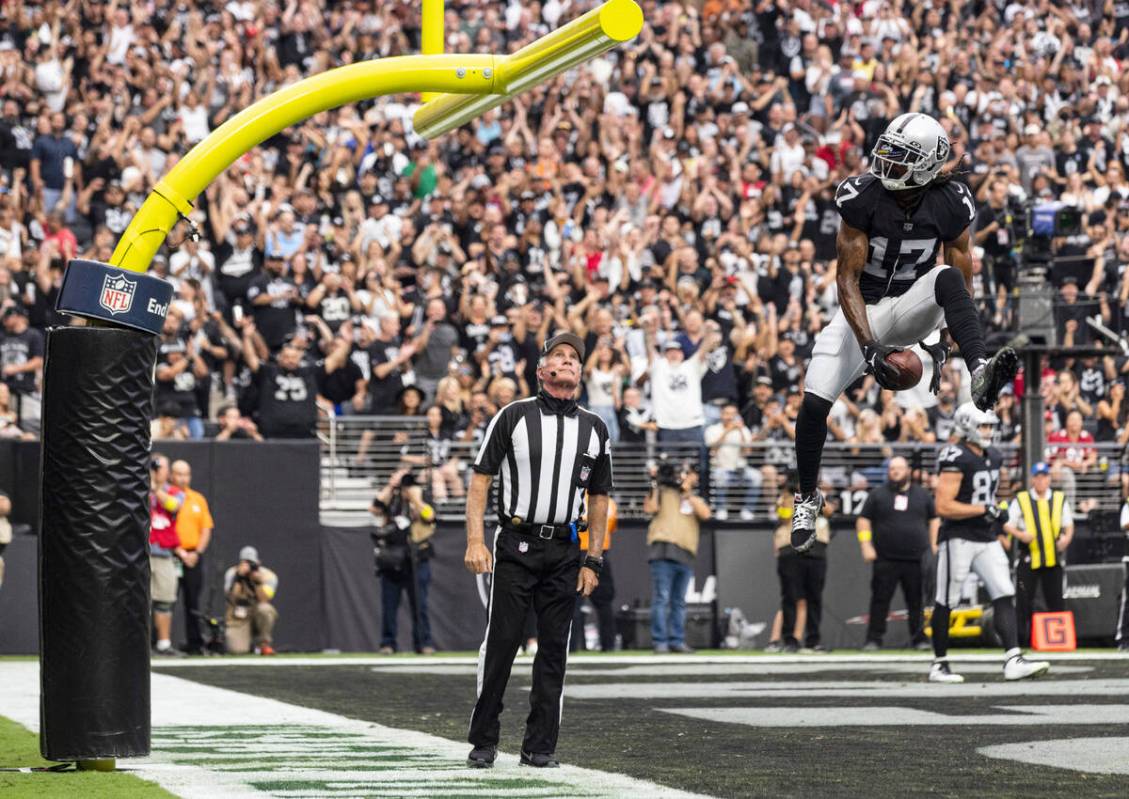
579 498 617 551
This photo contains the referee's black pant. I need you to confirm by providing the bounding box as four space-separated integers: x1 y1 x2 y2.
866 556 926 647
1016 561 1064 647
469 529 579 756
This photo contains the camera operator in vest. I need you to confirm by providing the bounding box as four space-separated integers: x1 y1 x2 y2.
223 546 280 655
1003 461 1074 647
371 468 436 654
643 456 711 653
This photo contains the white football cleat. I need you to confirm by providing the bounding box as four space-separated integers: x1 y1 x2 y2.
928 660 965 684
1003 655 1050 681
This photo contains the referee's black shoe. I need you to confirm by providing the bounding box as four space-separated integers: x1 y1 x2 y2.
467 746 497 768
520 750 560 768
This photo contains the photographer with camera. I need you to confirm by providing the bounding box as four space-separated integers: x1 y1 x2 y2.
974 178 1018 292
150 454 186 656
643 457 711 653
371 468 436 655
223 545 279 655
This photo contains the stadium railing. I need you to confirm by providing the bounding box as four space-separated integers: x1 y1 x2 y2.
317 415 1125 526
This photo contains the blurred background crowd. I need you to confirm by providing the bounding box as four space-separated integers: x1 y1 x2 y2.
0 0 1126 502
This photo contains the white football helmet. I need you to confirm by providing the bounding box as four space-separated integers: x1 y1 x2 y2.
953 402 999 448
869 113 951 191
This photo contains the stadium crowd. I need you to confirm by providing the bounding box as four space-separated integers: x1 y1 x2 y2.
0 0 1127 497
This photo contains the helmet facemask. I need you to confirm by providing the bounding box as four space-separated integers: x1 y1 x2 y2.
869 129 949 191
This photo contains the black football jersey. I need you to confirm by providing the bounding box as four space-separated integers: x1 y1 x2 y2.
935 442 1003 543
835 174 976 304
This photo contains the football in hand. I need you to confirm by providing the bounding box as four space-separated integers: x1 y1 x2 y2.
883 349 923 390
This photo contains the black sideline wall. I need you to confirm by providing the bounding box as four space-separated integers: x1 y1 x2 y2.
1 436 1121 654
0 440 323 654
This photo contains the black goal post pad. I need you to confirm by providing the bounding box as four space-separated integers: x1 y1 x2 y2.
39 326 157 761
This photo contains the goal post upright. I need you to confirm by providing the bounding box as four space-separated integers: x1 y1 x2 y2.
39 0 643 765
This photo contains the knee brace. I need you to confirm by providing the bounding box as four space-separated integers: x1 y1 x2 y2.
933 264 966 305
153 601 174 614
801 392 833 421
933 267 986 365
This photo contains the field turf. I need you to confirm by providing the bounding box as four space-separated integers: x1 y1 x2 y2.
158 652 1129 799
0 713 175 799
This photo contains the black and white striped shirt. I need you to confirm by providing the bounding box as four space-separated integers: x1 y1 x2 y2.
472 392 613 525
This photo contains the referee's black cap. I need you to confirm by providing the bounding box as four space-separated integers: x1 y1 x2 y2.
542 331 585 361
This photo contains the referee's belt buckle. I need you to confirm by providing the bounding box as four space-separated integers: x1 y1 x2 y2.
538 524 556 540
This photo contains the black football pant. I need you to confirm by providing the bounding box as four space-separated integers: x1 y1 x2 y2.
779 554 826 647
179 554 205 653
571 555 616 652
1015 562 1064 647
866 557 926 646
470 529 579 755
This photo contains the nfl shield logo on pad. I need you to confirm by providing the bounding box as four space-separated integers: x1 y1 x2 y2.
100 273 137 316
518 541 528 553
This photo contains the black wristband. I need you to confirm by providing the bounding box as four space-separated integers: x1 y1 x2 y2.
582 555 604 576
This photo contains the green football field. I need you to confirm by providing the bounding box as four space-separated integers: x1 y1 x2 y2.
157 652 1129 799
3 652 1128 798
0 714 174 798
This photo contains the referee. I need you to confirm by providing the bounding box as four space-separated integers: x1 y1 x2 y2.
464 331 613 769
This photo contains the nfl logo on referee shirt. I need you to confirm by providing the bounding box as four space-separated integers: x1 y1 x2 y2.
519 541 528 553
100 273 137 315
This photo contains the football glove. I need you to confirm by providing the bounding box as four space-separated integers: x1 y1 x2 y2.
919 338 950 395
861 340 903 390
982 503 1003 522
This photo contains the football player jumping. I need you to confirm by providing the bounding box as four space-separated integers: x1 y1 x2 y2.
791 113 1018 552
928 404 1049 683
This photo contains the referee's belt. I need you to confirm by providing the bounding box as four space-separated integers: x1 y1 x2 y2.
502 520 575 540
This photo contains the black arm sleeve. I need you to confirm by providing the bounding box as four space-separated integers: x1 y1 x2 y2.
472 403 517 476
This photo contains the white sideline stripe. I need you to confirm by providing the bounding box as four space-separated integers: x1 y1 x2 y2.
977 738 1129 776
663 704 1129 728
151 651 1129 668
563 678 1129 701
369 663 1096 677
0 662 709 799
